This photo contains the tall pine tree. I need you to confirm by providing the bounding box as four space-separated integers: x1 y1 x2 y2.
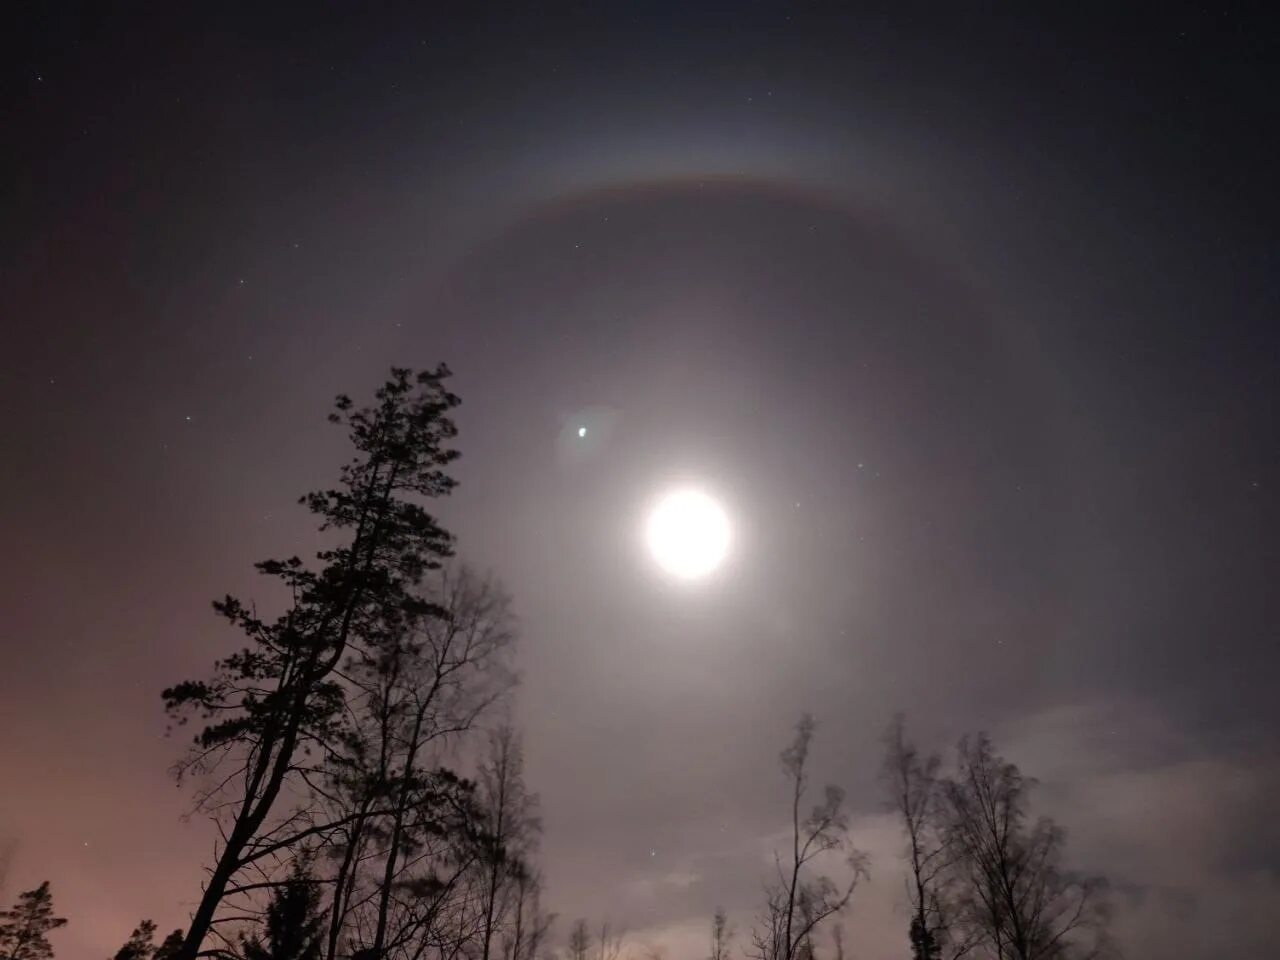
163 367 461 960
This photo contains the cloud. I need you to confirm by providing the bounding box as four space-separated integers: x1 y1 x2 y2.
996 702 1280 959
547 701 1278 960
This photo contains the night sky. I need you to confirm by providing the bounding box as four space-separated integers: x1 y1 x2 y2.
3 6 1277 959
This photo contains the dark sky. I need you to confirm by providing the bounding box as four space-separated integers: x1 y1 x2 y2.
2 5 1277 958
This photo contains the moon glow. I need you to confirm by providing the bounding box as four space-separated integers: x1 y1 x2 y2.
645 489 731 580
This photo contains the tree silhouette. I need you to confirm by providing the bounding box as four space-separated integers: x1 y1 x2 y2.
360 572 515 960
567 920 591 960
0 882 66 960
709 908 732 960
501 867 553 960
110 922 185 960
112 921 157 960
751 716 865 960
594 923 624 960
940 735 1110 960
882 716 971 960
163 367 461 960
319 567 519 960
241 866 326 960
153 931 184 960
476 726 540 960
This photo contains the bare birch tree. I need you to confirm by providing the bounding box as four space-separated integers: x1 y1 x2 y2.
567 921 590 960
324 569 518 960
751 715 865 960
940 736 1110 960
710 908 732 960
882 716 972 960
476 727 541 960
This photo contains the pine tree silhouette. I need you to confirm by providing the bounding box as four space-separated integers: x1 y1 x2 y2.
0 883 67 960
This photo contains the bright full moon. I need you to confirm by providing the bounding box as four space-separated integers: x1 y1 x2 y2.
646 489 731 580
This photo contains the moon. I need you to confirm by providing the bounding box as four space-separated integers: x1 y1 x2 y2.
645 488 732 580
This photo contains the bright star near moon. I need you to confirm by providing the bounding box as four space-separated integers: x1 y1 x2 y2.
646 488 731 580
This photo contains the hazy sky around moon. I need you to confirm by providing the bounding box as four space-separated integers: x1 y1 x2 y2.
2 8 1277 959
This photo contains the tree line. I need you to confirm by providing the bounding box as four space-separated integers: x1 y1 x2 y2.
1 368 1112 960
